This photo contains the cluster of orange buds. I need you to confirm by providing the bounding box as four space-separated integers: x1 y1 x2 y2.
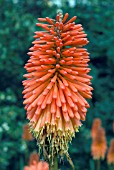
22 124 33 141
107 139 114 164
24 152 49 170
91 127 107 160
91 118 102 139
22 12 92 158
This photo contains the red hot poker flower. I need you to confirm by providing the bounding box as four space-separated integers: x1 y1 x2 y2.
22 13 93 159
91 118 102 139
107 139 114 164
91 127 107 160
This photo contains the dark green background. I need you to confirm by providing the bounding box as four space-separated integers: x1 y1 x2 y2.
0 0 114 170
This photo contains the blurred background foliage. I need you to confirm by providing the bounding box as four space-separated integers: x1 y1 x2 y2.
0 0 114 169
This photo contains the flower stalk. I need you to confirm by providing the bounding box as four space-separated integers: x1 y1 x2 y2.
95 159 100 170
49 155 58 170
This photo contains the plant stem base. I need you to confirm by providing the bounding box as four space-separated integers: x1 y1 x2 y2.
49 156 58 170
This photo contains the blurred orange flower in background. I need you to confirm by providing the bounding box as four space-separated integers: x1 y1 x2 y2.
107 139 114 164
22 12 93 158
29 152 39 165
24 153 49 170
24 161 49 170
91 118 102 139
22 124 33 141
91 127 107 160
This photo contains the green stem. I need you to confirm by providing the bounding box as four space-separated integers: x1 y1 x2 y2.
49 155 58 170
108 164 114 170
111 164 114 170
95 159 100 170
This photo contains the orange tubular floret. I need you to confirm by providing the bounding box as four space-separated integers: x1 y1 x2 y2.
63 111 70 122
59 87 66 104
65 16 77 25
38 18 47 22
56 91 62 107
46 17 55 25
62 13 69 23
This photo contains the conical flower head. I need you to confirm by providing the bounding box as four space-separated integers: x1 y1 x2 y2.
107 139 114 164
23 13 93 158
91 118 102 139
91 127 107 160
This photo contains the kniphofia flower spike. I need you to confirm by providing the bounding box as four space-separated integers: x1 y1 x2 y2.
23 12 93 159
91 118 102 139
107 139 114 165
91 127 107 160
